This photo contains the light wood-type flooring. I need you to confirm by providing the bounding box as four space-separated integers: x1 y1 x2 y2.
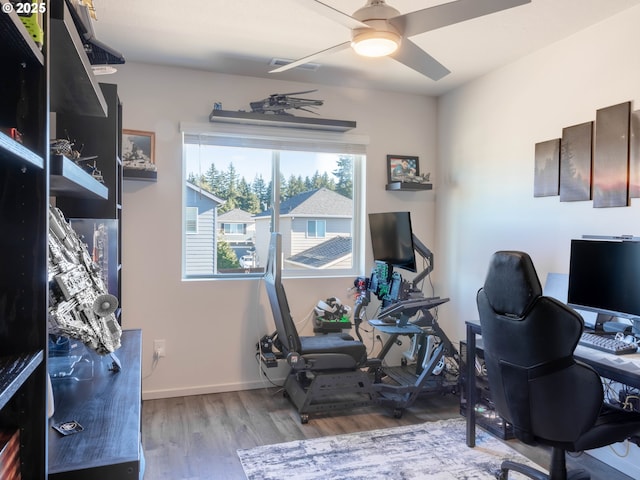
141 387 633 479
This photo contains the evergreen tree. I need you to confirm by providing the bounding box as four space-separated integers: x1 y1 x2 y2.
238 178 260 213
334 155 353 199
309 170 323 189
251 174 269 212
285 174 306 198
320 172 336 190
217 239 239 269
204 164 223 196
219 163 240 213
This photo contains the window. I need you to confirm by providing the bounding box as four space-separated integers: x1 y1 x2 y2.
307 220 326 238
185 207 198 234
222 223 246 235
181 122 367 279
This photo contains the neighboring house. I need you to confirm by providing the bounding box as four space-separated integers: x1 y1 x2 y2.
217 208 256 263
217 208 255 244
254 188 353 269
184 182 225 276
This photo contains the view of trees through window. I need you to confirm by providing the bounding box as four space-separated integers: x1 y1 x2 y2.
183 143 360 278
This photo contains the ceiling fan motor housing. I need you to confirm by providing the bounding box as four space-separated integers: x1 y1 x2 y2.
351 0 402 56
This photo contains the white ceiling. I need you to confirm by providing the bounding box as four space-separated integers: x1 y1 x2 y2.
91 0 640 96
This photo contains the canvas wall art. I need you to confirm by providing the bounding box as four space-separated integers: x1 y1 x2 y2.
593 102 630 208
534 138 560 197
560 121 592 202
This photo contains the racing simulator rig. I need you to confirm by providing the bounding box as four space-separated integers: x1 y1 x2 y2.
259 213 458 423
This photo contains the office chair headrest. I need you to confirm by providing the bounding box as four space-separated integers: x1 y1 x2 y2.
482 251 542 318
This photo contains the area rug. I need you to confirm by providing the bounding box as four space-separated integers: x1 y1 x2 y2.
237 417 541 480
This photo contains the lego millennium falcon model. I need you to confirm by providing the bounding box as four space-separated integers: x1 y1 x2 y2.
48 205 121 355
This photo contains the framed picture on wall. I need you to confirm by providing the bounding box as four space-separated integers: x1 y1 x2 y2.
387 155 419 183
122 129 156 171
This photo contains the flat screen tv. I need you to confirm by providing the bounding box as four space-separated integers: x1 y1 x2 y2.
567 238 640 322
368 211 417 272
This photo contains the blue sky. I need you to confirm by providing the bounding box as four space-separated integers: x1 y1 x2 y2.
184 144 343 184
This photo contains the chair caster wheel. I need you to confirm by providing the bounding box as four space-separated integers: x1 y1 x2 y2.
300 414 309 424
283 390 289 398
393 408 403 419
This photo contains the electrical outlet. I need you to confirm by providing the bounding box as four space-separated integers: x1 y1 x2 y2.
154 339 166 358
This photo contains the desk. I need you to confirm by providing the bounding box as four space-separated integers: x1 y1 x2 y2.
48 329 142 479
465 321 640 447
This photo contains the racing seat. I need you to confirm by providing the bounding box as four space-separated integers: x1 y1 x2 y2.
265 232 377 423
477 251 640 479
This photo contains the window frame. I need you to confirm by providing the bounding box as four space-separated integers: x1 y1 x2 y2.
180 121 368 280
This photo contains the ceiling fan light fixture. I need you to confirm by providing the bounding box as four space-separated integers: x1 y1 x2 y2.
351 30 400 57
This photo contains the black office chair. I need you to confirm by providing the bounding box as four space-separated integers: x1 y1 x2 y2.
476 251 640 480
264 232 377 423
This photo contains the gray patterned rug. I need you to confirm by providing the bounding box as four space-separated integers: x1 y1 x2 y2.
237 417 541 479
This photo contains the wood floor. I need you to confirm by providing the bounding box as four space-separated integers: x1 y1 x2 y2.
141 387 632 479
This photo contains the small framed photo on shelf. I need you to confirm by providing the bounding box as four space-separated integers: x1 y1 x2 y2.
387 154 419 183
122 129 156 171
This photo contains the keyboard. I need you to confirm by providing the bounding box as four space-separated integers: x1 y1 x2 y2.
579 332 638 355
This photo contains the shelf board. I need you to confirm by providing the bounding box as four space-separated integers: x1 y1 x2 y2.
386 182 433 191
123 169 158 182
50 154 109 199
50 0 107 117
209 109 356 132
0 351 44 411
0 0 44 66
0 131 44 170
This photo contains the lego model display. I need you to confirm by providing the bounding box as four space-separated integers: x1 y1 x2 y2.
249 90 323 115
48 205 121 354
50 137 104 183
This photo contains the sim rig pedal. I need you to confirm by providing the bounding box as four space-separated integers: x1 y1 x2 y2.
257 334 279 368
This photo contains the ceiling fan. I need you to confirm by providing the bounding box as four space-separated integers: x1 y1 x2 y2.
270 0 531 81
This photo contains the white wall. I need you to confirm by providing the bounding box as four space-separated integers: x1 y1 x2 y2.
437 3 640 351
436 6 640 477
108 63 438 398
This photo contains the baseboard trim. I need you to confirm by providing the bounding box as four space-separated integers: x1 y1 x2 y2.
142 378 287 400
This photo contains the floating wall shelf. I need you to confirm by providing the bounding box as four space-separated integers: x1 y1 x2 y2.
123 169 158 182
50 154 108 199
50 0 107 117
386 182 433 191
209 109 356 132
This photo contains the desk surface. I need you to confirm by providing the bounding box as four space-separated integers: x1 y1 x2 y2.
48 329 142 479
574 344 640 389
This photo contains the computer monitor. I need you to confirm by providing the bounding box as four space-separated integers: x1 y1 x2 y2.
567 238 640 331
544 272 598 329
368 211 417 273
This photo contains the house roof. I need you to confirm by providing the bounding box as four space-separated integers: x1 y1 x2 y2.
255 188 351 218
218 208 255 223
186 182 225 205
288 236 352 269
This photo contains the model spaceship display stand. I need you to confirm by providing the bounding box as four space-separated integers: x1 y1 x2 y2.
48 205 121 356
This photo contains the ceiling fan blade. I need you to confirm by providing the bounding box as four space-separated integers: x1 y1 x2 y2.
390 0 531 38
294 0 370 30
391 38 450 81
269 41 351 73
